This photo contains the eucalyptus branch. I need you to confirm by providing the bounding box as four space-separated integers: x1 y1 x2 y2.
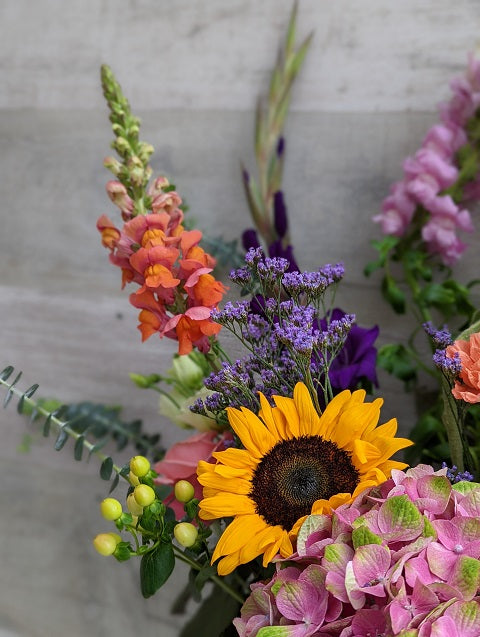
0 366 128 488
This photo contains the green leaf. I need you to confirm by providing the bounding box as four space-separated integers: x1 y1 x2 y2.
17 383 39 414
140 542 175 598
178 583 241 637
378 343 417 384
54 428 69 451
420 283 456 309
100 456 113 480
109 473 120 494
74 435 85 461
381 274 405 314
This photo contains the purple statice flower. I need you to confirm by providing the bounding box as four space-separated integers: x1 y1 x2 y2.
211 300 250 325
257 256 290 280
441 462 475 483
423 321 453 348
275 322 315 356
229 265 251 286
318 262 345 284
282 270 330 296
244 246 264 266
318 308 379 392
433 348 462 376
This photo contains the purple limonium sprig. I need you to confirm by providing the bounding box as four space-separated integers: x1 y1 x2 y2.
441 462 475 483
423 321 453 348
433 348 462 376
198 251 379 420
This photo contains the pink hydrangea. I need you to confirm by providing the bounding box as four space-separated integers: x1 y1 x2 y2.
234 465 480 637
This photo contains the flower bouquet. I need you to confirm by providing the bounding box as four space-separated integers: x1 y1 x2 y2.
3 4 480 636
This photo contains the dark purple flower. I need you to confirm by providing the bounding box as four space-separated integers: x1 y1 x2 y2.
319 308 379 392
242 229 261 252
273 191 288 238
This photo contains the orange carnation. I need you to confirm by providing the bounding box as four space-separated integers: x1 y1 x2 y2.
446 332 480 403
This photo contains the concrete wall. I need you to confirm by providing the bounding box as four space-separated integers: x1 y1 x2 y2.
1 1 480 635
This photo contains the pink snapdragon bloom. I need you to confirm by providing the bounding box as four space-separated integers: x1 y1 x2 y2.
234 465 480 637
375 56 480 265
154 430 234 520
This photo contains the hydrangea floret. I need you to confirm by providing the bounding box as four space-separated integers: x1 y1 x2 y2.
234 464 480 637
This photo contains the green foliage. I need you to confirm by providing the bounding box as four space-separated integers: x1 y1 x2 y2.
364 236 399 277
0 366 127 491
140 542 175 598
377 344 417 387
381 274 406 314
178 584 242 637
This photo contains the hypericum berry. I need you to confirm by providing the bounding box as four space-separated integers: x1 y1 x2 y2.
100 497 123 521
93 532 121 556
174 522 198 548
128 471 140 486
130 455 151 478
133 484 156 507
126 492 144 516
174 480 195 503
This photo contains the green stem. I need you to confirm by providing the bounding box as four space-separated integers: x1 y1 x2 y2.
172 547 245 604
440 375 465 471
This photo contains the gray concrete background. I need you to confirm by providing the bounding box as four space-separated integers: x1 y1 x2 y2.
1 1 480 635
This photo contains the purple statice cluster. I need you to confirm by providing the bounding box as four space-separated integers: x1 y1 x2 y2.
373 56 480 265
432 347 462 377
442 462 475 483
234 464 480 637
424 321 462 377
423 321 453 348
191 249 379 419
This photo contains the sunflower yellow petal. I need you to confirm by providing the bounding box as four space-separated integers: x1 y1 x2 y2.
365 417 398 440
226 407 276 457
258 392 286 439
216 550 244 576
350 438 381 466
319 390 354 438
213 514 266 559
199 493 255 519
211 447 258 470
293 382 321 436
197 471 251 495
272 395 300 438
239 525 282 565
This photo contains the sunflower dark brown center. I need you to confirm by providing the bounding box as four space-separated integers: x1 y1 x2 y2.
250 435 359 531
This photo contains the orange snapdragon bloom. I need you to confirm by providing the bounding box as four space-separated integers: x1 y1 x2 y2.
163 308 222 355
97 175 226 355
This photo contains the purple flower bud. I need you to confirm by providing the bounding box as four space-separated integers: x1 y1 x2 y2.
242 229 261 252
273 191 288 238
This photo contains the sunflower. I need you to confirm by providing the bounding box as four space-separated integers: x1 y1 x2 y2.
197 382 412 575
